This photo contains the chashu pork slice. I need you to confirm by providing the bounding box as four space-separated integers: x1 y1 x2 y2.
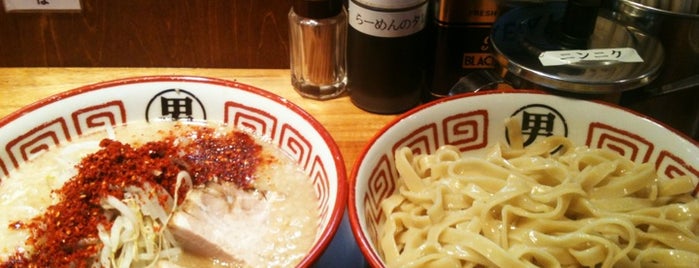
168 182 271 267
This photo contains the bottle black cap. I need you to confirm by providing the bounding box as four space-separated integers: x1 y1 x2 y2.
293 0 341 19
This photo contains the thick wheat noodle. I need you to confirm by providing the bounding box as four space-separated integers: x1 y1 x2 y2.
378 119 699 268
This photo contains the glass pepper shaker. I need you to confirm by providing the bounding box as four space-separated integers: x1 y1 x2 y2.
289 0 348 100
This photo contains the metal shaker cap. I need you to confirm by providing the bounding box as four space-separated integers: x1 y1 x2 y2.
293 0 342 19
491 1 664 94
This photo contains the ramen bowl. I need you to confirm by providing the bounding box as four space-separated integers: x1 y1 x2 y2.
349 90 699 267
0 76 346 267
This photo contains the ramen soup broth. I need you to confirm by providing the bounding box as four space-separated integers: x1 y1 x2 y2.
0 121 320 267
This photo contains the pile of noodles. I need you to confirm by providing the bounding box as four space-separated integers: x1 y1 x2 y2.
53 127 192 267
378 119 699 267
96 171 192 267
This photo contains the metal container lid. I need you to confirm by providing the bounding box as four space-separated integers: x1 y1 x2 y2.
491 1 664 94
293 0 342 19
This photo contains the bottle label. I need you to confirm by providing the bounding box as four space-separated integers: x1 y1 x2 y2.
434 0 498 24
539 47 644 66
348 0 428 38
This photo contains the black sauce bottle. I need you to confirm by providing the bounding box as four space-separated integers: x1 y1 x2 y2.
346 0 428 114
427 0 498 99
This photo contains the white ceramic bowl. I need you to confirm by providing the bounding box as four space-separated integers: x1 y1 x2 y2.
0 76 347 267
348 90 699 267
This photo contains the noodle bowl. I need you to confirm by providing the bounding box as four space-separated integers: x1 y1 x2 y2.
349 91 699 267
1 122 320 267
0 76 347 267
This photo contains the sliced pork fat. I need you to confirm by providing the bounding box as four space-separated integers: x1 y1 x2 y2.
168 182 271 267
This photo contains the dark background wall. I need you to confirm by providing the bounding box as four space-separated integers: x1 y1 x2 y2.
0 0 292 68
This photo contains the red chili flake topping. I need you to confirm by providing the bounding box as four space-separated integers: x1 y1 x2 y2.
1 125 263 267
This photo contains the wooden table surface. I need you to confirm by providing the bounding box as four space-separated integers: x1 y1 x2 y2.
0 68 399 176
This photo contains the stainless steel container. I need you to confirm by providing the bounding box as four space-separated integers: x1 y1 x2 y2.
450 1 697 140
490 1 664 101
608 0 699 139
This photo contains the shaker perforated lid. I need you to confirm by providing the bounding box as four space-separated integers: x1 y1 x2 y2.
491 1 664 94
293 0 342 19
